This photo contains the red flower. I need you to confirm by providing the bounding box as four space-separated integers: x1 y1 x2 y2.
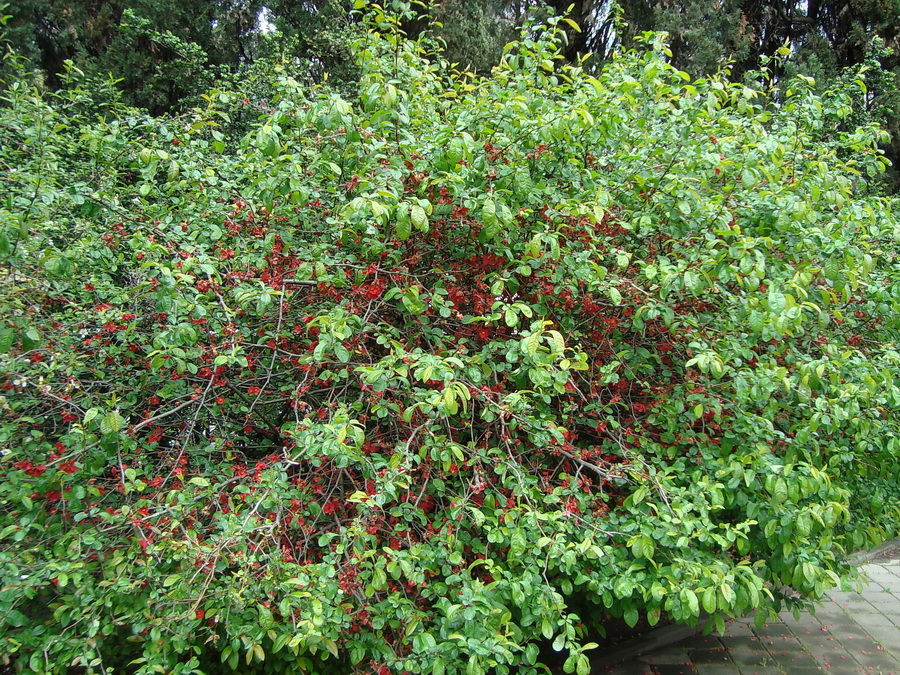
356 278 385 299
15 460 46 477
59 461 78 475
247 386 261 396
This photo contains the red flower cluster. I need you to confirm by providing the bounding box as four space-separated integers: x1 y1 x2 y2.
14 460 47 477
356 278 386 299
59 461 78 474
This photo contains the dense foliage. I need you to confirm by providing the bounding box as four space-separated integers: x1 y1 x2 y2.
2 4 900 674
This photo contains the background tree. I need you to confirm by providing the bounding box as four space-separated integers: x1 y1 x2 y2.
3 0 265 111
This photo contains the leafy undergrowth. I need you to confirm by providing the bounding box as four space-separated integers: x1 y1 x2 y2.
2 4 900 675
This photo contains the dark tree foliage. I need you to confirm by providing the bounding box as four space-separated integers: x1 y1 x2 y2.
592 0 900 78
262 0 360 84
419 0 520 74
3 0 264 111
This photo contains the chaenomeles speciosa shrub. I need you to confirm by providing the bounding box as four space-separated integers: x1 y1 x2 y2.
1 3 899 674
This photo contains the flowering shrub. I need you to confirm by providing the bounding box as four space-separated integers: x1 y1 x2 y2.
1 5 899 674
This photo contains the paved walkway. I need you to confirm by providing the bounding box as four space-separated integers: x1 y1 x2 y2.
610 547 900 674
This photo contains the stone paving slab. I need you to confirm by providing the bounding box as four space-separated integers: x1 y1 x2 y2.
604 545 900 674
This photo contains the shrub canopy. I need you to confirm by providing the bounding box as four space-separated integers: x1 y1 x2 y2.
1 6 899 675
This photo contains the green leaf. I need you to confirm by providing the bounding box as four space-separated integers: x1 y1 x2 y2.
623 606 639 627
748 310 764 334
702 587 717 613
524 332 541 357
257 292 272 314
498 202 514 226
167 160 180 182
255 126 280 157
552 632 566 652
443 388 458 415
541 617 554 639
772 478 788 504
0 328 13 354
22 327 41 350
562 17 582 32
768 287 786 315
6 609 27 627
720 583 734 605
100 411 124 435
396 207 411 240
754 609 767 628
823 258 841 281
482 197 499 239
447 137 465 164
683 588 700 616
411 204 428 232
401 288 426 314
684 270 700 292
43 255 74 277
548 330 565 354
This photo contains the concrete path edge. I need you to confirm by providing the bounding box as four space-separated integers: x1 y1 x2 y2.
588 538 900 670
